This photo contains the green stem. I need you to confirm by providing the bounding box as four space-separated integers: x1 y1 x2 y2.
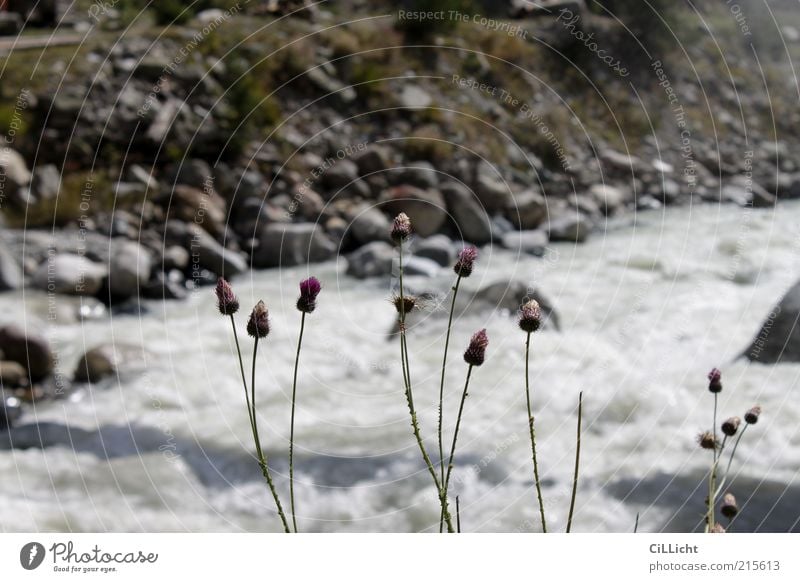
443 365 473 528
715 425 748 498
456 496 461 533
397 244 453 533
437 274 462 532
230 315 253 427
566 391 582 533
524 332 547 533
251 337 291 533
706 435 728 533
634 513 639 533
288 311 306 533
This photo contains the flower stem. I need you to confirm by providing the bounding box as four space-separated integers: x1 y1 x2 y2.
443 364 473 527
251 337 291 533
706 435 728 533
288 311 307 533
566 391 582 533
397 244 454 533
524 331 547 533
230 315 253 426
437 274 462 532
456 496 462 533
715 425 748 498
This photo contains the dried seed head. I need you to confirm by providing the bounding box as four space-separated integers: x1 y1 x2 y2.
215 278 239 316
720 493 739 519
721 417 741 437
744 405 761 425
453 246 478 278
391 213 412 245
697 431 717 450
247 300 270 338
463 328 489 367
708 367 722 393
392 294 418 315
519 299 542 334
297 276 322 313
710 523 726 533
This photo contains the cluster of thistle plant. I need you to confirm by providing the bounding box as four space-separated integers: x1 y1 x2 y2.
214 276 321 533
390 213 583 533
697 368 762 533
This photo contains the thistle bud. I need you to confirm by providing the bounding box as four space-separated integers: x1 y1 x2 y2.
721 417 741 437
297 277 321 314
391 213 412 245
697 431 717 450
453 246 478 278
463 328 489 367
708 368 722 393
215 278 239 316
710 523 726 533
519 299 542 333
720 493 739 519
392 294 418 315
744 405 761 425
247 300 270 338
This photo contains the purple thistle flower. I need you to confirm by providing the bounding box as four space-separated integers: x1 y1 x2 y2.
708 367 722 393
721 416 741 437
463 328 489 367
744 405 761 425
454 246 478 278
297 277 322 313
215 278 239 316
391 213 412 245
519 299 542 333
247 300 270 338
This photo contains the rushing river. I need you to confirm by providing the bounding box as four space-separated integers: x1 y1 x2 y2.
2 201 800 533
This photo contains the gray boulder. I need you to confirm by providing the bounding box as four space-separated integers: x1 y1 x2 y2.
501 230 549 256
390 161 438 189
508 189 546 229
73 344 148 384
440 182 492 244
404 256 441 277
349 205 391 245
414 235 455 267
108 241 152 299
346 241 394 279
187 225 248 277
0 147 31 205
547 212 591 243
0 324 53 383
744 280 800 363
252 223 336 268
473 280 559 330
32 254 105 296
29 164 61 203
0 246 23 291
380 185 447 237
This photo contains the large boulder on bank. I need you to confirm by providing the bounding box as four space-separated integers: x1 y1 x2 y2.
440 182 493 244
107 241 152 299
0 147 31 205
186 225 247 278
0 324 54 383
345 241 394 279
472 280 560 330
32 254 105 296
380 185 447 238
744 280 800 363
252 223 336 268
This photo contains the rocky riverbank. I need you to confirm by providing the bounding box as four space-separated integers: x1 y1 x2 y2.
3 2 800 426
